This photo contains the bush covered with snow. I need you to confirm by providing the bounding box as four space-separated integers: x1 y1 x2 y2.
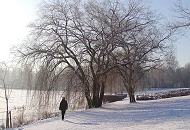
136 88 190 101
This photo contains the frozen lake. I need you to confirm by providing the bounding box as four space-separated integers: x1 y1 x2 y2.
0 89 29 126
0 89 29 112
0 89 63 126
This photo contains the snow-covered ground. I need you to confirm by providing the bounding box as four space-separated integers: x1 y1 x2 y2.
11 95 190 130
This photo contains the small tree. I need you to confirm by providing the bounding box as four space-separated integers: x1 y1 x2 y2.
0 63 12 128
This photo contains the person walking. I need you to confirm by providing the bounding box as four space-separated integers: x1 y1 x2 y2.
59 97 68 120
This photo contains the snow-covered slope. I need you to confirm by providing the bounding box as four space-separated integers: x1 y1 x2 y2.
14 96 190 130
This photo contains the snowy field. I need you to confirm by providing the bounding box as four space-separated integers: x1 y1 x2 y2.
11 95 190 130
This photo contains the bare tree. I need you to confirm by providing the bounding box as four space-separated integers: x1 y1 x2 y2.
0 63 13 128
18 0 121 108
113 1 174 102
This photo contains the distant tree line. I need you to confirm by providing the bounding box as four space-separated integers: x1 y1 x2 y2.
142 62 190 89
1 61 190 93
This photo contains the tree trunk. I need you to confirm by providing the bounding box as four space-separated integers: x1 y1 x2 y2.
83 76 105 108
83 80 93 109
92 80 105 108
128 85 136 103
9 111 12 128
128 65 136 103
6 98 9 128
129 93 136 103
85 91 93 109
92 84 101 108
123 76 136 103
99 82 105 106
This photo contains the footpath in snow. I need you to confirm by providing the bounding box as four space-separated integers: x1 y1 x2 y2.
13 96 190 130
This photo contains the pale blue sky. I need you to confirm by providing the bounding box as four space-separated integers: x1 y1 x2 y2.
145 0 190 67
0 0 189 67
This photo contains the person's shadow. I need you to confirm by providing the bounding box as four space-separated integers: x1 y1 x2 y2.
64 119 99 126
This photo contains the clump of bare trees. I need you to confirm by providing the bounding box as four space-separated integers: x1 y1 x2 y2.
144 62 190 89
17 0 174 107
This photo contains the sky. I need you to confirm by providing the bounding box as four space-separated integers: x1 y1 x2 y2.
145 0 190 67
0 0 189 67
0 0 40 62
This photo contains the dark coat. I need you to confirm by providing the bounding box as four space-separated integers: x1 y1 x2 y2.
59 99 68 111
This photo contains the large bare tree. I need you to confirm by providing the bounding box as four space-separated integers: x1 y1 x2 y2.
18 0 174 107
18 0 122 108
